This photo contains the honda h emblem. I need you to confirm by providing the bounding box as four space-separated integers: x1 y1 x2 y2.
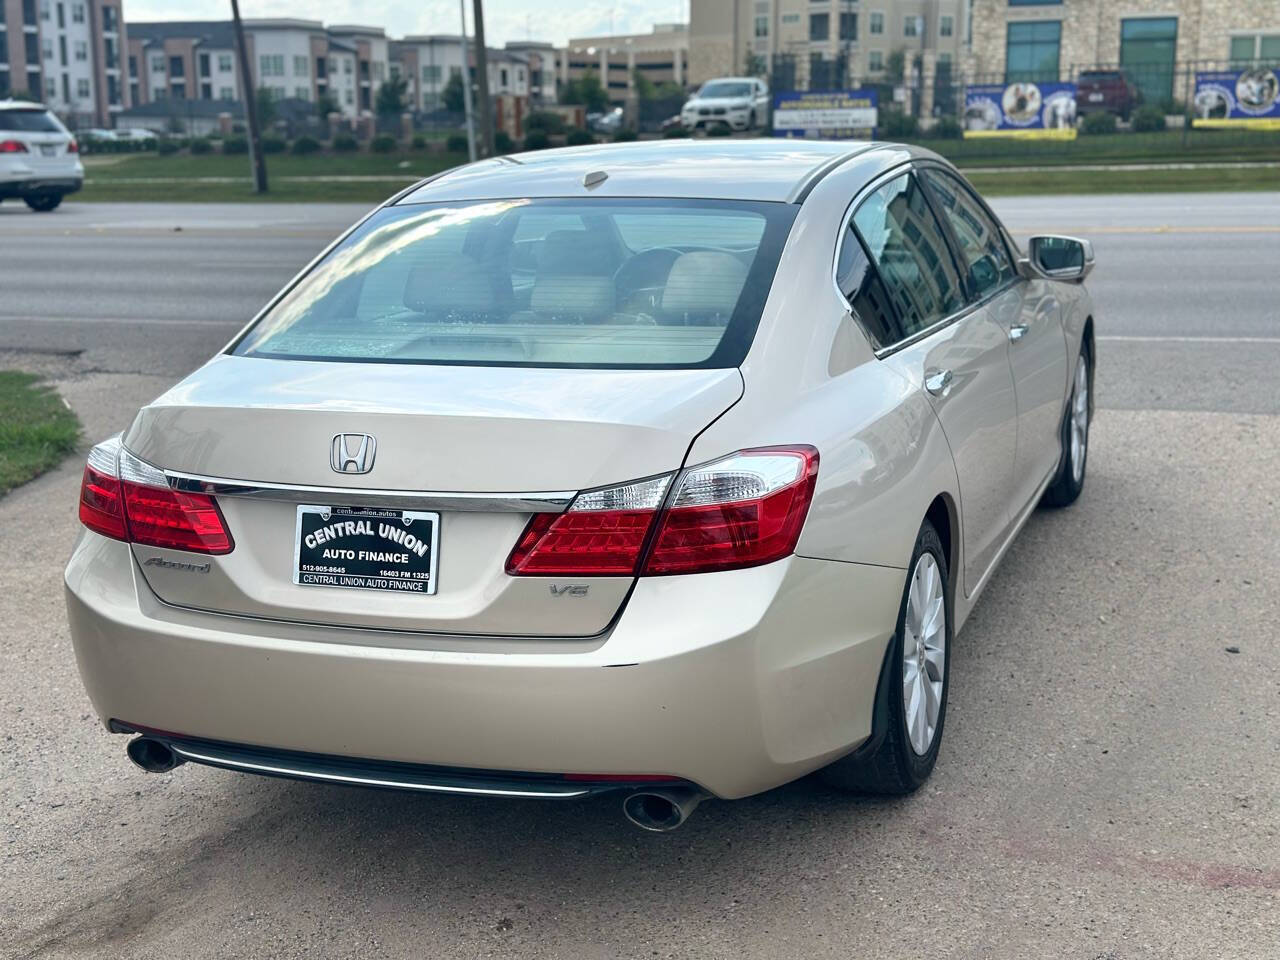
330 433 376 474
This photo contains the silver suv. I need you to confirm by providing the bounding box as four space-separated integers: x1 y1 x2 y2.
0 99 84 212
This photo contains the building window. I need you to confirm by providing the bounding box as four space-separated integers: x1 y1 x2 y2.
171 81 185 98
295 85 309 99
904 17 919 38
423 64 441 83
869 11 883 35
22 0 37 26
868 49 883 71
101 5 114 30
74 40 87 61
755 15 768 38
499 67 508 86
199 52 210 76
46 76 56 97
345 58 353 74
940 16 953 37
839 12 857 41
72 2 83 23
1120 17 1178 105
56 0 63 28
169 56 184 77
259 53 284 77
151 55 165 74
219 53 232 71
41 37 52 60
219 86 233 99
345 87 353 104
294 54 308 76
1005 20 1060 82
1229 33 1280 65
128 55 137 77
810 13 829 42
76 77 89 97
781 13 800 24
373 61 384 81
39 0 49 20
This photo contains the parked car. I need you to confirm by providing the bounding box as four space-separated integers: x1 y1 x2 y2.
82 127 118 141
0 100 83 212
66 141 1095 831
113 127 159 141
1076 69 1143 120
588 106 625 135
681 77 770 131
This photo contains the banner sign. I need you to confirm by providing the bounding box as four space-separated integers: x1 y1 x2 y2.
772 89 878 139
963 82 1078 139
1193 68 1280 129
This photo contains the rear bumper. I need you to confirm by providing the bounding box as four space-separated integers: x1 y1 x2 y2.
0 156 84 195
66 533 902 799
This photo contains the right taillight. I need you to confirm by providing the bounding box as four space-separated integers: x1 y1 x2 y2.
77 437 234 555
505 446 818 578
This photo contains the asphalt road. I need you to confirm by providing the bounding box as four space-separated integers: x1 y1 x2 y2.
1 194 1278 959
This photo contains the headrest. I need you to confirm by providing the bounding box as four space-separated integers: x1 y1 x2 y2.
404 254 498 314
661 251 748 317
529 275 616 319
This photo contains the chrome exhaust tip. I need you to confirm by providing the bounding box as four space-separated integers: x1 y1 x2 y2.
126 736 184 773
622 787 707 832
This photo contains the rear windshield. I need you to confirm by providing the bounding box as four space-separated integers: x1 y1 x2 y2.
232 197 797 369
699 82 753 99
0 109 64 133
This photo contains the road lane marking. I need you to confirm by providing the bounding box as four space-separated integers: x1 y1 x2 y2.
1098 335 1280 344
1008 225 1280 235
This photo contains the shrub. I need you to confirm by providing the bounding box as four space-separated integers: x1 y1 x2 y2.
260 135 286 154
523 131 551 151
1080 111 1117 135
565 129 595 146
371 133 398 153
525 111 566 134
879 109 918 138
222 135 248 155
291 135 320 155
662 125 691 138
1131 105 1166 133
333 133 359 152
156 139 180 155
411 134 427 150
189 137 213 154
706 122 732 136
446 133 469 153
929 115 963 140
613 128 638 142
494 130 515 153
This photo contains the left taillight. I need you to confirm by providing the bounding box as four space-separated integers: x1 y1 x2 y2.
505 446 818 578
0 140 29 154
78 437 234 555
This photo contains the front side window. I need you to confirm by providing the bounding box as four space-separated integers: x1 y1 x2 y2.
232 198 797 369
851 174 964 341
920 168 1016 299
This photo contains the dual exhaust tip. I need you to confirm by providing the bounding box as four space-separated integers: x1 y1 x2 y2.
126 736 706 830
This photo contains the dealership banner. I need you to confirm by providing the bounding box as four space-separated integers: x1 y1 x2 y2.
963 82 1078 139
1193 68 1280 129
772 90 878 139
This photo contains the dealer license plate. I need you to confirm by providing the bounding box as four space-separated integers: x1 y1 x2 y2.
294 505 439 595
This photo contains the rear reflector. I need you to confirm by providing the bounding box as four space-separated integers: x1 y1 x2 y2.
77 437 233 555
505 446 818 578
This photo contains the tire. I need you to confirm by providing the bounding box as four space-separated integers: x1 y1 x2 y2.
25 192 63 212
820 520 951 794
1041 346 1091 508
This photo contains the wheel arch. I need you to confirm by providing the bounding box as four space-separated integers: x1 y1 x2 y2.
924 492 958 595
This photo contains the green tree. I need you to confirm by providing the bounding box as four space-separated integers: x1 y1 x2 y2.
315 91 339 118
376 74 408 116
633 70 656 101
255 87 278 127
886 49 906 85
442 71 465 113
560 71 608 112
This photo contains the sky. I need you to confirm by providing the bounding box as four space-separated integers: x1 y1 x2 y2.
122 1 689 47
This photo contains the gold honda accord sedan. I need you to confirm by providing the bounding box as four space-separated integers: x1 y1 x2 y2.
65 141 1095 831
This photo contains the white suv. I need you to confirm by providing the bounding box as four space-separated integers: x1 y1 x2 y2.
681 78 771 132
0 100 84 212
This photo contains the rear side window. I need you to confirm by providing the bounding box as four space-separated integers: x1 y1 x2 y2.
851 173 965 340
0 109 65 133
232 198 797 369
835 227 900 348
920 168 1016 299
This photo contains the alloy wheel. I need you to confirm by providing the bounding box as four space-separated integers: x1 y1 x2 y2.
902 552 946 756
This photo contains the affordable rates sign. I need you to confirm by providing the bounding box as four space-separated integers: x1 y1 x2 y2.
963 81 1078 139
1193 68 1280 129
772 90 878 139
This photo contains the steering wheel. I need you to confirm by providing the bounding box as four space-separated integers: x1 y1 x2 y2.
613 247 684 308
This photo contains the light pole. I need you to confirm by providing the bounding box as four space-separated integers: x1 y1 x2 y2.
230 0 267 193
458 0 476 161
471 0 495 157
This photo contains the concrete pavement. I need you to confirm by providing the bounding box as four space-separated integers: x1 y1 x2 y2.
1 193 1278 959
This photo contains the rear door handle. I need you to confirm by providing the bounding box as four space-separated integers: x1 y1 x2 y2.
924 369 953 397
1009 323 1029 342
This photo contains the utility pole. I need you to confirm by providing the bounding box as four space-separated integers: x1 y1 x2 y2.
458 0 476 162
230 0 267 193
471 0 495 157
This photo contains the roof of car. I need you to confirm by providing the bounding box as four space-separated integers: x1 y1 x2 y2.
399 139 892 205
0 99 48 111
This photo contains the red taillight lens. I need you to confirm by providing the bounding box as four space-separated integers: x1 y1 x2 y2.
0 140 29 153
505 447 818 578
66 139 79 153
77 439 233 555
79 463 128 540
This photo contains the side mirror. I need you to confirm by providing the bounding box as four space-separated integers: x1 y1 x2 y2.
1020 235 1095 282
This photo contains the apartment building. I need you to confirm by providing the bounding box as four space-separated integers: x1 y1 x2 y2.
689 0 967 89
327 24 387 114
128 21 239 107
392 36 540 113
969 0 1280 103
1 0 125 126
560 23 689 100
